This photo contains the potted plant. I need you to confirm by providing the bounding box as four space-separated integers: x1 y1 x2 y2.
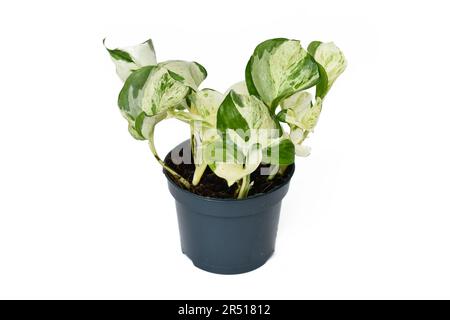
104 37 346 274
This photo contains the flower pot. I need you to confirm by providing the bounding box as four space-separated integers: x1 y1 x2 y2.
164 141 295 274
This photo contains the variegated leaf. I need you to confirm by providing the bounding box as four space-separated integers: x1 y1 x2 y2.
289 127 311 157
245 38 320 111
262 137 295 165
225 81 249 96
278 91 323 157
213 91 286 185
217 90 279 143
279 91 322 131
308 41 346 97
104 38 157 81
167 89 223 185
117 61 207 140
189 88 223 126
159 60 207 90
189 89 224 184
135 112 167 140
141 66 191 116
118 66 155 121
210 143 262 187
117 66 155 139
117 65 186 139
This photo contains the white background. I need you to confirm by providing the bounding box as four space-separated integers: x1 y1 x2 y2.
0 0 449 299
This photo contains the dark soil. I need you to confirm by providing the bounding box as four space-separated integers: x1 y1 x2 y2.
164 147 294 199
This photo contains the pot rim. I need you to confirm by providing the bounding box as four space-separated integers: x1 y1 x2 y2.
163 138 295 203
163 166 295 203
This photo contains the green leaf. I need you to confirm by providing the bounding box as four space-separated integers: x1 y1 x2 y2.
263 138 295 165
276 109 287 123
315 63 329 99
245 38 320 112
216 92 250 137
104 38 157 81
106 48 134 63
245 55 258 97
307 41 322 57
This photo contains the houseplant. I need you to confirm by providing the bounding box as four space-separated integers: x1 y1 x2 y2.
104 37 346 274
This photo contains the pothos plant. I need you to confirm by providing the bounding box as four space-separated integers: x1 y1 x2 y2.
104 38 346 199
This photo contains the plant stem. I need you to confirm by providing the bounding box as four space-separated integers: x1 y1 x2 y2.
278 165 288 176
148 126 191 190
237 175 251 199
192 163 207 186
267 165 280 180
190 128 207 186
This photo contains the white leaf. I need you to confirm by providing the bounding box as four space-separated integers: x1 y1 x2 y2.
295 144 311 157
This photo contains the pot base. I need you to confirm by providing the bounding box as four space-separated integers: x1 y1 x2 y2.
174 200 282 275
188 251 274 275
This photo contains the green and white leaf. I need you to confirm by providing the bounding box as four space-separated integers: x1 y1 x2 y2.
308 41 346 97
288 127 311 157
135 112 167 140
167 109 204 124
118 66 155 121
213 91 287 185
289 126 304 144
225 81 249 96
141 66 191 116
104 38 157 81
218 90 279 146
278 91 324 157
245 38 320 111
117 62 206 140
279 91 322 131
300 98 322 131
262 137 295 165
127 122 145 140
169 89 224 162
190 89 224 183
189 88 223 126
159 60 207 90
117 66 154 139
211 142 263 187
168 89 223 185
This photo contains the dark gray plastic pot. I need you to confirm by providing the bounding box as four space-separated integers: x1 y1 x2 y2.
164 141 295 274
